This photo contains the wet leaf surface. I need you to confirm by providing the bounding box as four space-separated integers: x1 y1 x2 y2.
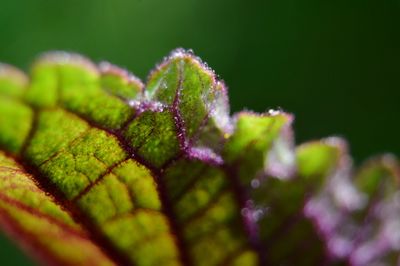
0 50 398 265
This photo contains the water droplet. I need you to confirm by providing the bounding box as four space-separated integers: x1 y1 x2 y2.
241 207 250 217
251 179 260 188
252 209 265 221
268 109 280 116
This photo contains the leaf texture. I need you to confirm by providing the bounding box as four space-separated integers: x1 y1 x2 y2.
0 49 399 266
0 151 114 266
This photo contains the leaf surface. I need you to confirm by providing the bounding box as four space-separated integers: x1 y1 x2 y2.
0 50 399 266
0 151 114 266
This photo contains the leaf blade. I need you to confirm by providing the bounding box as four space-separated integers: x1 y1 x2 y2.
0 49 399 266
0 151 115 266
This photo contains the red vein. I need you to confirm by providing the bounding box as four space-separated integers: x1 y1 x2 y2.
72 157 130 203
0 192 85 238
38 129 90 167
14 155 133 266
0 207 70 266
181 186 229 226
171 165 209 202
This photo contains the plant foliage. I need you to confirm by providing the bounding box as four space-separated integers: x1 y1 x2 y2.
0 49 399 266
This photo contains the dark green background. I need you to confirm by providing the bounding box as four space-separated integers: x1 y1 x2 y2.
0 0 399 264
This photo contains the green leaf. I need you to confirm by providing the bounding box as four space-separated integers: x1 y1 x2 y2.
0 49 399 266
0 151 114 266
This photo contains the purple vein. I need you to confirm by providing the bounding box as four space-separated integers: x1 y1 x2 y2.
171 62 188 152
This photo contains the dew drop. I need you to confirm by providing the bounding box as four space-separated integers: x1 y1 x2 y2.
252 209 265 221
251 179 260 189
268 109 280 116
241 207 250 217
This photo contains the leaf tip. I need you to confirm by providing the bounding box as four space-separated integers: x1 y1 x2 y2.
149 48 217 83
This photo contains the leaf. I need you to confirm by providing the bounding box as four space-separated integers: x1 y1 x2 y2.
0 151 114 266
0 49 399 266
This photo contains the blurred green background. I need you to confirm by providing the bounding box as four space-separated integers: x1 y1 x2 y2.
0 0 399 264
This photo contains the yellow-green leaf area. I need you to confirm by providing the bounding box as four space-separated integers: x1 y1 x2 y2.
194 81 230 149
55 65 133 129
40 152 91 199
77 172 134 225
102 173 135 214
184 192 239 241
163 158 253 266
38 128 126 199
354 156 399 197
147 53 222 141
28 56 134 129
296 140 341 178
100 70 142 100
0 152 114 266
125 110 180 168
26 63 59 108
0 97 33 154
78 175 129 224
173 167 226 222
146 58 179 103
103 210 179 266
60 79 134 130
231 250 258 266
25 108 89 165
164 160 208 200
0 152 76 227
0 202 114 266
0 64 27 99
112 160 161 210
67 128 127 181
224 113 290 162
179 57 215 139
189 226 246 266
223 112 291 183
